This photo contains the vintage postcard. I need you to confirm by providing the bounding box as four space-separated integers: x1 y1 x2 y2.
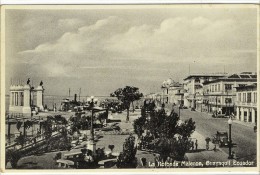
0 4 259 173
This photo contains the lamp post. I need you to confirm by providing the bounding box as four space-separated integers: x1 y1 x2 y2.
228 118 233 159
87 96 98 155
179 104 181 118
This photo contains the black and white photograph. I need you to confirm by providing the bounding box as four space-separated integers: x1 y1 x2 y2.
1 5 259 171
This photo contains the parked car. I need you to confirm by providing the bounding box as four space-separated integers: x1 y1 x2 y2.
180 105 188 109
191 107 196 111
212 131 229 147
212 112 228 118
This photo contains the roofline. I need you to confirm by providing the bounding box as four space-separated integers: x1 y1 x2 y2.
203 78 257 85
183 75 226 80
234 84 257 90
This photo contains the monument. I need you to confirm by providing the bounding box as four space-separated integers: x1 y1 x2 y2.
9 79 45 116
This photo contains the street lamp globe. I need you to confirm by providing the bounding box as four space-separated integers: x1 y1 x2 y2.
228 118 232 125
91 96 94 100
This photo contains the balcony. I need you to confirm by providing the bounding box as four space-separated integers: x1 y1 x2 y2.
236 101 257 107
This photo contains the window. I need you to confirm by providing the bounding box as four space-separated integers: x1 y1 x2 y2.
225 98 232 103
225 84 232 90
212 85 214 92
195 78 200 83
238 93 241 102
215 85 217 92
247 92 251 103
243 93 246 102
218 84 220 91
15 92 18 106
20 92 24 106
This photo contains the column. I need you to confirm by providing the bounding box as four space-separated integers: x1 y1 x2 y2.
10 92 13 106
252 108 255 124
36 85 44 111
17 91 21 106
192 99 195 108
20 92 24 106
14 92 17 106
23 85 31 114
236 107 240 120
246 108 250 122
240 108 244 122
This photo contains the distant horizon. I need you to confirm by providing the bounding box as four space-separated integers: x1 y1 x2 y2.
5 70 257 97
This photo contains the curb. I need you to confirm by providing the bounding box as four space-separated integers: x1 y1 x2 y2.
194 110 255 128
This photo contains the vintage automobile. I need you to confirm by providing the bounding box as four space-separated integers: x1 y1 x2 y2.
212 131 229 147
212 113 227 118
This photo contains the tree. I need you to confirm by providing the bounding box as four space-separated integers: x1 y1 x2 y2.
14 135 26 147
133 115 146 138
133 107 196 161
116 135 137 168
110 86 143 122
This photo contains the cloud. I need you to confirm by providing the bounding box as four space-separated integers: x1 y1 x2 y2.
18 16 256 77
57 18 85 30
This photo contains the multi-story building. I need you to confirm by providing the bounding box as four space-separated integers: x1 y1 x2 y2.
235 83 257 123
161 78 184 105
183 74 226 108
202 72 257 115
168 85 185 106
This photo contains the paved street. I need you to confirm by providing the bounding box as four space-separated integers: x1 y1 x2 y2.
175 107 257 162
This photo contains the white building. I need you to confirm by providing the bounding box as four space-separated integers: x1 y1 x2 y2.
183 74 226 108
161 78 184 105
203 72 257 115
235 83 257 123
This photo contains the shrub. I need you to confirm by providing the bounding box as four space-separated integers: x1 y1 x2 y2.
6 149 22 168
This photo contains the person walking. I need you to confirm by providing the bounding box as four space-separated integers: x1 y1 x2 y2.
195 139 198 151
254 124 257 133
205 137 210 150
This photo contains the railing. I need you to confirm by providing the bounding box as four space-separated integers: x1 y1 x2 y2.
5 113 25 119
203 91 235 95
236 101 257 107
6 132 60 151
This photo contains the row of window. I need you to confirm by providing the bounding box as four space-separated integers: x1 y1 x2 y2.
205 97 232 104
207 83 247 93
237 92 257 103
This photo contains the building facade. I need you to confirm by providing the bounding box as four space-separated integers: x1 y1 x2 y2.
235 83 257 123
9 81 44 116
168 86 185 106
202 72 257 115
183 74 226 108
161 78 184 105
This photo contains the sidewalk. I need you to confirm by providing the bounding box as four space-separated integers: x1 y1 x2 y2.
232 120 255 128
185 130 231 166
195 109 255 129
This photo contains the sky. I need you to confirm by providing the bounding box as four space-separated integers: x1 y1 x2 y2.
5 6 257 96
